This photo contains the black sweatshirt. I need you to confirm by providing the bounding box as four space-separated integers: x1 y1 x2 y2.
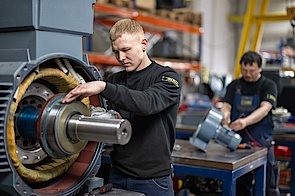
101 61 182 179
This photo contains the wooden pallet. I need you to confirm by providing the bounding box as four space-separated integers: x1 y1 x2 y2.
96 0 133 9
97 0 156 14
134 0 156 14
156 8 202 26
96 0 201 26
174 8 202 26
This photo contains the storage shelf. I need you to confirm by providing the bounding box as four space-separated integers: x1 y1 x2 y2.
90 3 202 71
275 155 292 161
279 184 290 192
87 52 201 71
94 3 203 35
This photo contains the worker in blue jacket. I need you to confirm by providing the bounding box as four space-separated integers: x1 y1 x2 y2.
220 51 280 196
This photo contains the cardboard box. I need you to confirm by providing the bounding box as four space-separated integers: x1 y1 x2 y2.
135 0 156 13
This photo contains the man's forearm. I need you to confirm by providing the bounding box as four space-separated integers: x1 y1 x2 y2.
243 101 272 126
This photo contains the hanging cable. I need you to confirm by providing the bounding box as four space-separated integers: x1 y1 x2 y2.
8 67 90 183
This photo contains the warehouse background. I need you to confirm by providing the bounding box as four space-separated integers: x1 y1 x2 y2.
87 1 295 194
85 0 295 101
1 1 294 195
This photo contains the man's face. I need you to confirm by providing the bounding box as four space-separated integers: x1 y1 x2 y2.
240 62 262 82
111 33 146 72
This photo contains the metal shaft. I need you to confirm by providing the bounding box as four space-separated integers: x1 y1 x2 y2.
37 94 132 158
67 114 131 145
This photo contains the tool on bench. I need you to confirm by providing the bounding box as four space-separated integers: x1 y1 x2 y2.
84 183 113 196
238 143 252 149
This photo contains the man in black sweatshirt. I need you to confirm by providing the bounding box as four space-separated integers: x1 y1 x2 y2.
62 19 182 196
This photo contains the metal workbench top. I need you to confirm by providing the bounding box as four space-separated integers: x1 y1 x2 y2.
172 139 268 170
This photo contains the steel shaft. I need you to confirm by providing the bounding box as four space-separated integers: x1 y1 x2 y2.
67 114 131 145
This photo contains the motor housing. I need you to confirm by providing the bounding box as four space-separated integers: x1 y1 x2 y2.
0 1 132 195
190 107 242 152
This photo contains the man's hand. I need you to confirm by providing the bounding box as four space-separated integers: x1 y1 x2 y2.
229 118 247 131
220 102 232 125
222 112 231 125
62 81 106 103
228 101 272 131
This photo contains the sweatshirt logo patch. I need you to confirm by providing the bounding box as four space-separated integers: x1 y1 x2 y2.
267 94 276 102
162 76 179 87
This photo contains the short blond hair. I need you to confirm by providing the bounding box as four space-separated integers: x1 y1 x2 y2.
109 19 144 41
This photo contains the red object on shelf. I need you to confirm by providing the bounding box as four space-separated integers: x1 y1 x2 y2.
274 145 292 157
178 104 188 112
280 170 291 185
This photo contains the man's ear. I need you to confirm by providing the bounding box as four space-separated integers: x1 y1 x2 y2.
141 38 148 52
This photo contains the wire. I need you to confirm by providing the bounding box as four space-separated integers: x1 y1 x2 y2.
245 128 262 148
8 67 90 183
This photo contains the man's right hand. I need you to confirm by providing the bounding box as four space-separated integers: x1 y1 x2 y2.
61 81 106 103
220 102 232 126
222 112 231 125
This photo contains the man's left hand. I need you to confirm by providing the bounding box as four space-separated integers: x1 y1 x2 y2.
229 118 247 131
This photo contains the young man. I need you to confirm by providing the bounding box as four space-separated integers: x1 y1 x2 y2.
62 19 182 196
220 51 279 196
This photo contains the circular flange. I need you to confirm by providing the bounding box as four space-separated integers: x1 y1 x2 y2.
15 83 55 164
38 94 90 158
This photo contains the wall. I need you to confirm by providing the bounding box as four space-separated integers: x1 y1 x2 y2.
195 0 236 77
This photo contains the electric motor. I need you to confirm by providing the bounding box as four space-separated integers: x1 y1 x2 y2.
0 55 132 196
190 107 242 152
0 0 132 195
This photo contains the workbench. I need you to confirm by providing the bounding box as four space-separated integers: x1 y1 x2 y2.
173 139 267 196
101 136 267 196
